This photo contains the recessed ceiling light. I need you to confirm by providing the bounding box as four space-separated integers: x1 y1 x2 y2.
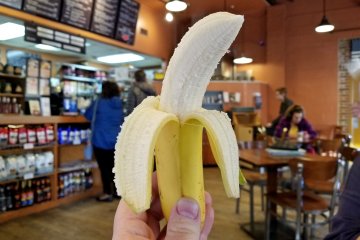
35 44 61 51
97 53 144 64
0 22 25 41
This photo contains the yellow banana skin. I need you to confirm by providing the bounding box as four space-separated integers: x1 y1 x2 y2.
113 12 246 224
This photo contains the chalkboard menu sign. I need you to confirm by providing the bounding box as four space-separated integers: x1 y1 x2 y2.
61 0 94 30
115 0 139 45
25 22 86 54
90 0 120 37
23 0 61 21
0 0 23 9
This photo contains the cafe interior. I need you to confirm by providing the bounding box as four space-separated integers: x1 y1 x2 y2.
0 0 360 239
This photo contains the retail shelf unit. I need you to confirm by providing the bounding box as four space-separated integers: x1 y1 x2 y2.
0 73 26 115
0 115 101 223
54 63 107 115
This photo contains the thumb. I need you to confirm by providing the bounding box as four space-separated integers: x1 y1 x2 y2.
165 198 201 240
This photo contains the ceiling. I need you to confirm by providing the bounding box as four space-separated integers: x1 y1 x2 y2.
0 15 163 69
139 0 268 17
0 1 272 69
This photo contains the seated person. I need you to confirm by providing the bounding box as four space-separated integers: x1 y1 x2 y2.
266 87 293 136
274 105 317 152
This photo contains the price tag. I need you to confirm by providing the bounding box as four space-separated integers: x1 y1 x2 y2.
24 143 34 149
24 172 34 180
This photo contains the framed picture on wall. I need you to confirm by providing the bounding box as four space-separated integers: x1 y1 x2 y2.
25 77 39 96
26 58 39 77
40 60 52 78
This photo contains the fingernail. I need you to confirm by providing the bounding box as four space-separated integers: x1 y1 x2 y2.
176 198 199 219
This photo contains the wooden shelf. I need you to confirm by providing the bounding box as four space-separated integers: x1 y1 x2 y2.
61 75 97 83
0 143 56 155
58 161 97 174
0 115 88 125
0 93 24 98
0 186 101 224
0 73 25 79
0 172 54 185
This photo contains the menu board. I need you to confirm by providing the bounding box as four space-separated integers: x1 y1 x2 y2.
90 0 120 37
25 22 86 54
0 0 23 9
23 0 61 21
115 0 139 45
61 0 94 30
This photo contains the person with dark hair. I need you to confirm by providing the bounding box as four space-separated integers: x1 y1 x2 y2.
126 69 156 115
266 87 293 136
274 104 317 151
84 81 124 202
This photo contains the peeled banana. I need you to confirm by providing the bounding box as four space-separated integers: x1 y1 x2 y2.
113 12 246 223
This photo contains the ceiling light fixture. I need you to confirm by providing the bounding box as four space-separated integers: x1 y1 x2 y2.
315 0 334 33
0 22 25 41
233 55 253 64
97 53 144 64
165 0 187 12
165 12 174 22
233 22 253 65
35 44 61 51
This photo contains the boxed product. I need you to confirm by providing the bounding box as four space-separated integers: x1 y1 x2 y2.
16 155 27 175
45 125 55 143
0 127 9 146
36 127 47 144
6 155 18 179
27 128 36 143
25 153 36 174
43 151 54 173
18 127 28 144
0 156 7 180
8 127 19 145
35 153 46 174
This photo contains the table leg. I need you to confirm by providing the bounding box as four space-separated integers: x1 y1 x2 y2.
267 166 278 215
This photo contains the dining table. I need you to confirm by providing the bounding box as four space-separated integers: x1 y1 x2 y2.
238 148 337 240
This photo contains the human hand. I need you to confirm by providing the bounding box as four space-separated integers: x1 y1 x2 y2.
265 122 272 128
112 173 214 240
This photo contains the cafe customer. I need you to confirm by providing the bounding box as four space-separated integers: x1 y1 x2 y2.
274 104 317 152
266 87 293 136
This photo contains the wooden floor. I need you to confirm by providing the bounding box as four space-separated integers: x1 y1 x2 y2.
0 168 328 240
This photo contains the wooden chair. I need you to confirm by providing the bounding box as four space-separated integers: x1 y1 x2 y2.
235 168 267 232
315 138 343 157
236 140 267 232
265 158 344 240
339 146 358 183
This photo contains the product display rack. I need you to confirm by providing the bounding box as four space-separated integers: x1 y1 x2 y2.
0 115 101 223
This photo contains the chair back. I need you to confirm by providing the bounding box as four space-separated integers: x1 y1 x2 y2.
289 158 344 214
340 146 358 182
288 157 338 183
316 138 343 157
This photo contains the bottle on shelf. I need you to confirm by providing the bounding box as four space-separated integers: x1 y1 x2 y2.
0 186 6 212
26 180 34 206
13 182 21 209
5 185 13 211
20 181 27 207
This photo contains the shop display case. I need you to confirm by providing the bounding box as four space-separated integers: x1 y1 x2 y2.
0 115 101 223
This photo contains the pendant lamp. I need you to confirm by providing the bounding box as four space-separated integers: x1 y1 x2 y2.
233 21 253 64
315 0 334 33
165 0 187 12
